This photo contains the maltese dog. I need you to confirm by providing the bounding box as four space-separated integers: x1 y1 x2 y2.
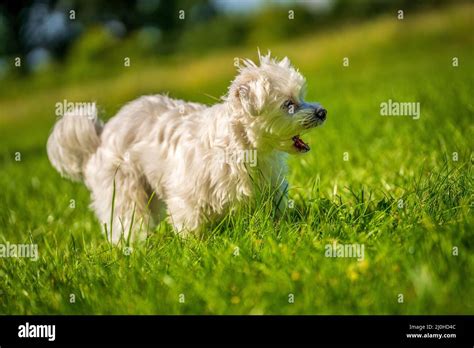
47 52 327 244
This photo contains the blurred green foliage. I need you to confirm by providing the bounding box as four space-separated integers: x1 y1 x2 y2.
0 0 463 88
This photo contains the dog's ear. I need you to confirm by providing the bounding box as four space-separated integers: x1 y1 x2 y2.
278 56 291 69
231 76 270 116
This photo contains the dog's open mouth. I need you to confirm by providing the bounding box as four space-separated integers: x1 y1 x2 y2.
292 135 310 153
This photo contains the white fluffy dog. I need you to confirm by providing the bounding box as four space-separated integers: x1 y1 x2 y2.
47 52 327 244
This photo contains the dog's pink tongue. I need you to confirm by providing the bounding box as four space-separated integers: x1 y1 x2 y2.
292 135 310 152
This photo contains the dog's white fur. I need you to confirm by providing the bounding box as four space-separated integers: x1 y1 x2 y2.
47 52 325 243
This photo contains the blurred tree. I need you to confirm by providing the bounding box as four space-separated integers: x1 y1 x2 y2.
246 5 322 46
0 0 458 76
331 0 451 19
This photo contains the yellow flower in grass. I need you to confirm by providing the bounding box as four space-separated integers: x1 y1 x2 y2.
357 259 369 273
291 271 301 281
347 268 359 281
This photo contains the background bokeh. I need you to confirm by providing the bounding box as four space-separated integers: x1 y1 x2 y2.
0 0 460 83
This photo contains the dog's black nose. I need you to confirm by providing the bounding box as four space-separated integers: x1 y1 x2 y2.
315 108 327 121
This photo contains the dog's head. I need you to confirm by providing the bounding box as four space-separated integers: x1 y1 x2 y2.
226 51 327 154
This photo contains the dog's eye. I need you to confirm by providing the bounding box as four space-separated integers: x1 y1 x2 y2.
282 99 297 114
282 99 295 109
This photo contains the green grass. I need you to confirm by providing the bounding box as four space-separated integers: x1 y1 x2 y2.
0 4 473 314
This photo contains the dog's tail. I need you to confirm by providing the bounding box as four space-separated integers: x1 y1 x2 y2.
47 104 103 182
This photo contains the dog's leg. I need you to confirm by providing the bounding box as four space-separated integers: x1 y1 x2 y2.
274 178 289 217
259 154 289 216
165 196 202 238
85 148 152 244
